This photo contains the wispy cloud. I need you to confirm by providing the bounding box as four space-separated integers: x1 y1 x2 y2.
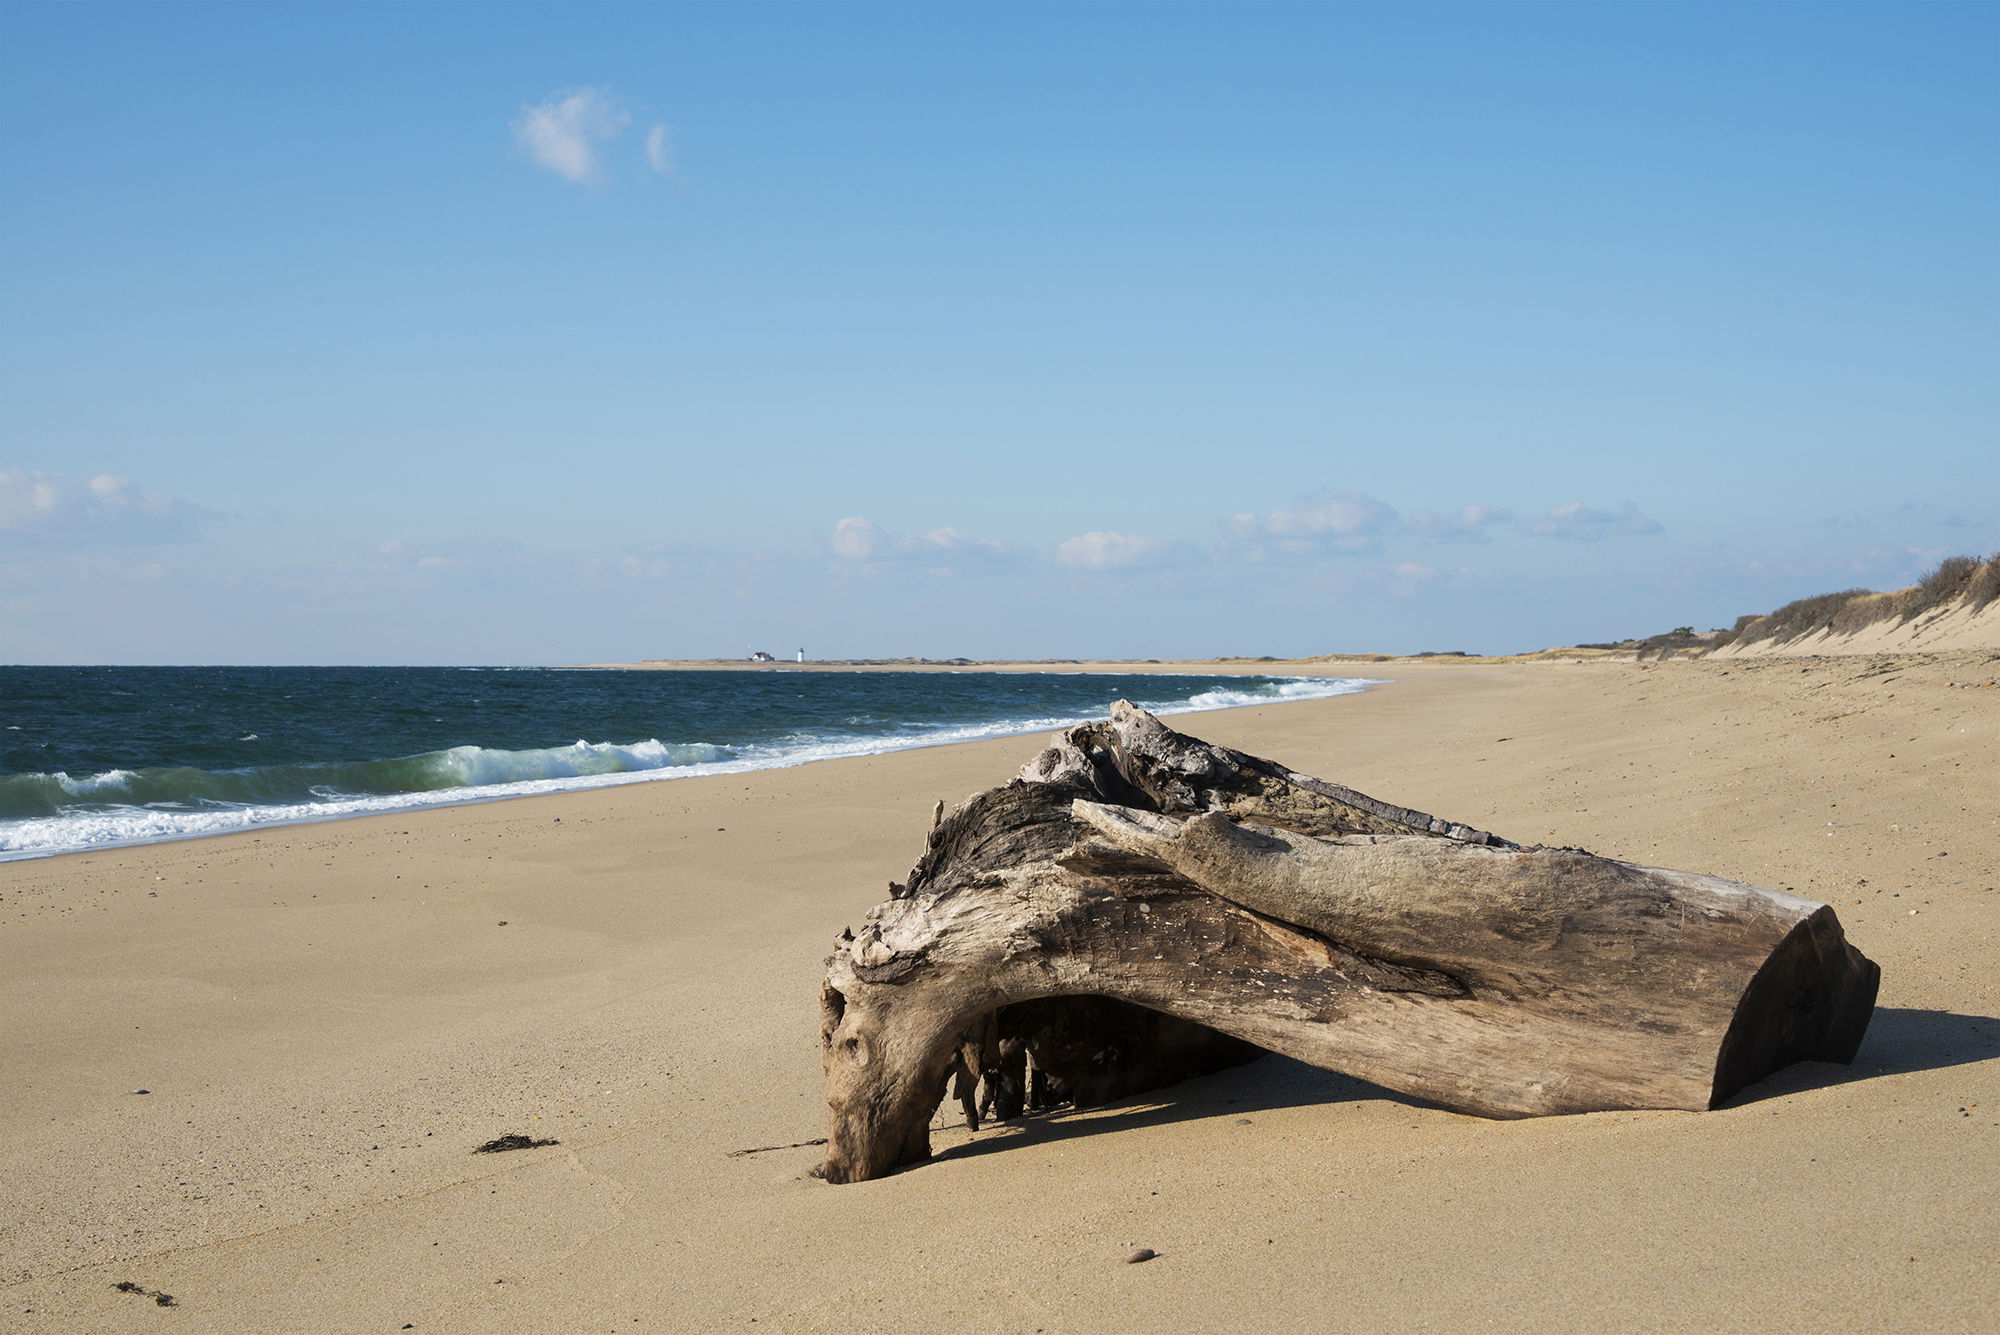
830 517 1023 574
645 123 673 176
1224 490 1401 558
0 468 220 545
513 88 632 185
1406 503 1513 544
1527 501 1664 542
327 537 476 579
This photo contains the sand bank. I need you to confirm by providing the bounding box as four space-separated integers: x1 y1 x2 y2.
1715 600 2000 657
4 656 1996 1333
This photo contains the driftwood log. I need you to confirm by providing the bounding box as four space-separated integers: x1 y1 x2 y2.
817 702 1879 1183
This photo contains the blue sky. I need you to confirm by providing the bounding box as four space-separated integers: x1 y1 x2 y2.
3 0 1994 663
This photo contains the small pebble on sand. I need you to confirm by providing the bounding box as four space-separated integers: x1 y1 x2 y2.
1126 1248 1157 1264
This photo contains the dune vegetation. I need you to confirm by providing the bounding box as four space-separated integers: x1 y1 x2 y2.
1728 551 2000 650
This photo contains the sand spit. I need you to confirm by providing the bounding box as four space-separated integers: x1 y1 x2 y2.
579 652 1627 673
3 655 1996 1333
579 656 1370 674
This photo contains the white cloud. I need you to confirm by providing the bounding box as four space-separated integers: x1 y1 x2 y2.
645 123 673 175
331 537 476 578
513 88 631 185
1054 530 1180 571
0 468 220 545
830 517 1021 573
620 553 674 580
1528 501 1664 541
1225 489 1401 557
830 516 890 562
1406 503 1513 543
574 553 675 582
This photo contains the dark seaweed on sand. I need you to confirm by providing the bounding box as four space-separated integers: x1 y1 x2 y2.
113 1281 177 1306
473 1134 560 1154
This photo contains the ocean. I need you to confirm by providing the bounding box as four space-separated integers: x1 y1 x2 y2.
0 666 1378 860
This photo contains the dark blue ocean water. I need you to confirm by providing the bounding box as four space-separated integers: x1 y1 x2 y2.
0 666 1376 858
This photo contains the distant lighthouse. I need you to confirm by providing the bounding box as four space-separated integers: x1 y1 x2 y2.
796 648 805 663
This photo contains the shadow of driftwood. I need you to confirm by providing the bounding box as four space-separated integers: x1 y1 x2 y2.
930 1053 1436 1168
1720 1006 2000 1106
933 1008 2000 1167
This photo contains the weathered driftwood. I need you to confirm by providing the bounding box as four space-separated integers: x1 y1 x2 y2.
817 702 1879 1183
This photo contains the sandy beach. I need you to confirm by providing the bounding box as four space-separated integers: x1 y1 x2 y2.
4 655 1996 1334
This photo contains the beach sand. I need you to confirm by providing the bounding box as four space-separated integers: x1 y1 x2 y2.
4 656 1996 1333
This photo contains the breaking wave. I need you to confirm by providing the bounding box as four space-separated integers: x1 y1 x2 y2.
0 674 1377 859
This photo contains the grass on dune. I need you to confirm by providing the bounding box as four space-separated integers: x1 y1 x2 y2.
1733 552 2000 647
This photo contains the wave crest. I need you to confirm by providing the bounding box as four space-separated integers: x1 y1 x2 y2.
0 738 730 822
1 674 1379 859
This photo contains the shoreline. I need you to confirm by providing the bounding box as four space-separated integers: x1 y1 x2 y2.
581 654 1516 672
0 668 1386 865
4 656 1995 1332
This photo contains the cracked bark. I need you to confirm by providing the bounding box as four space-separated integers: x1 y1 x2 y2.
817 702 1879 1183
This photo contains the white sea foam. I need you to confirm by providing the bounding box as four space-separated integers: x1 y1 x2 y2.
424 738 726 787
1174 678 1355 711
0 676 1380 860
54 769 139 797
